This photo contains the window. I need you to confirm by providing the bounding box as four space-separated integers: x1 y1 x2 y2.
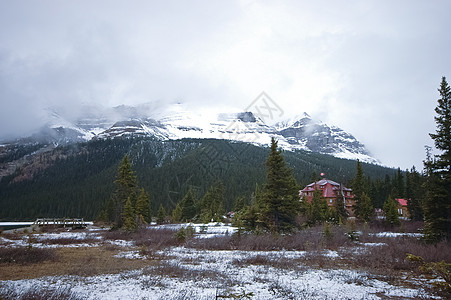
329 199 333 203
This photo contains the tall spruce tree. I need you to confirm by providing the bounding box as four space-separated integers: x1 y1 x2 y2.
172 203 183 223
352 160 369 220
135 187 151 224
109 155 139 228
406 166 424 221
424 76 451 242
157 204 167 225
200 181 225 223
260 138 300 233
383 196 400 227
358 192 374 222
122 197 137 231
334 184 349 223
181 187 197 222
306 189 328 226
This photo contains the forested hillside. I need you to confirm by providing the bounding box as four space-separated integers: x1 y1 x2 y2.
0 137 397 221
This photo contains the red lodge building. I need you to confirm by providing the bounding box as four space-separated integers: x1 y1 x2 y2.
299 178 356 217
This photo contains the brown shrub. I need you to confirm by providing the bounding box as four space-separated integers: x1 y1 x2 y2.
102 227 182 250
187 226 353 251
39 237 99 245
0 247 57 265
0 284 81 300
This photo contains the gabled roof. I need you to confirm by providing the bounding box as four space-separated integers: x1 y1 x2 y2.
305 178 340 187
396 198 408 206
301 178 352 193
300 178 353 198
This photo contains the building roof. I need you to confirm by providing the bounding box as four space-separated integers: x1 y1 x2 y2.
301 178 352 192
396 198 408 206
300 178 353 199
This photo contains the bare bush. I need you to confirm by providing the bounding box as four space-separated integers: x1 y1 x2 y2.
340 236 451 276
188 226 353 251
102 227 182 250
38 237 99 245
141 261 228 284
0 284 81 300
0 247 57 265
0 232 22 240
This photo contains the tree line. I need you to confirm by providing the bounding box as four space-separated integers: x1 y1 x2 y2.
101 77 450 242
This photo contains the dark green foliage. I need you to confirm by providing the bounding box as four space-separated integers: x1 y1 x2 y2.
122 197 137 231
172 203 183 223
352 160 367 218
180 187 197 222
200 181 225 223
424 77 451 242
259 138 300 233
136 188 151 224
423 169 449 242
357 192 374 222
235 204 259 232
156 204 167 225
334 185 349 224
234 196 246 212
383 196 400 227
303 189 329 226
391 168 406 198
406 166 424 221
0 137 397 221
109 155 138 228
352 160 374 221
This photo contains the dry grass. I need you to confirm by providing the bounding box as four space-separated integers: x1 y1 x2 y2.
0 246 158 281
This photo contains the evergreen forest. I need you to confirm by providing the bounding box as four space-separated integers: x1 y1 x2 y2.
0 137 401 221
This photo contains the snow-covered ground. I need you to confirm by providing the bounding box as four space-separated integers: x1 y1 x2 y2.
0 223 437 299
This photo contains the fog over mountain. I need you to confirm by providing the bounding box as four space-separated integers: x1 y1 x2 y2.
1 1 451 169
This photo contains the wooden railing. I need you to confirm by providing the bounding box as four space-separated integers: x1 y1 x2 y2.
33 218 88 228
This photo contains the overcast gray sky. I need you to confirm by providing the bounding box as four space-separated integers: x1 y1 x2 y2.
1 0 450 170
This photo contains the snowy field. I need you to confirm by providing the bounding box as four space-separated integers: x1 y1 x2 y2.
0 223 441 299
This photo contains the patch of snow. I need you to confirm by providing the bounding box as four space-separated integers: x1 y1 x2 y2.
105 240 134 248
374 232 423 238
114 251 146 260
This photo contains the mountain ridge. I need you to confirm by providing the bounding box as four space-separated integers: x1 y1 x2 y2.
1 103 379 165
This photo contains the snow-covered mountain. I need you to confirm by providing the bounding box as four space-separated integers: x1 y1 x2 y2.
3 104 379 164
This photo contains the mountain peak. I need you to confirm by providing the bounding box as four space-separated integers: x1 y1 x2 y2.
4 105 379 165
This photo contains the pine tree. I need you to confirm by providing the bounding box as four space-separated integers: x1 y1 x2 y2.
383 196 400 227
352 160 365 200
334 184 349 223
157 204 166 225
392 168 405 198
234 196 246 212
109 155 139 228
260 138 300 233
352 160 369 220
307 189 328 226
122 197 137 231
424 76 451 242
358 192 374 222
406 166 424 221
200 181 225 223
181 187 197 222
172 203 183 223
135 188 151 224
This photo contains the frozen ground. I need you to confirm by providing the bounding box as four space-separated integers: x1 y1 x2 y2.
0 223 437 299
